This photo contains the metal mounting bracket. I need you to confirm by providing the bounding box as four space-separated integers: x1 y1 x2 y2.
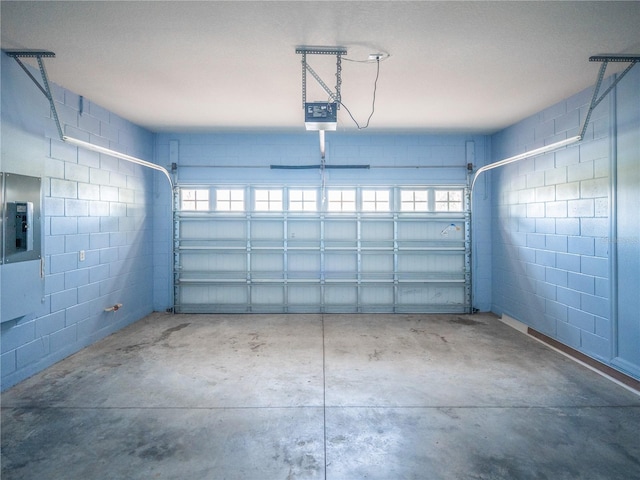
296 47 347 109
5 50 63 140
4 48 174 188
580 54 640 140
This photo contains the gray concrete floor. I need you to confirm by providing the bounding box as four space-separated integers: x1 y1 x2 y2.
2 312 639 479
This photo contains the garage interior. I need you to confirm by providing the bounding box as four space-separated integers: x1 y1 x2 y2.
1 2 640 479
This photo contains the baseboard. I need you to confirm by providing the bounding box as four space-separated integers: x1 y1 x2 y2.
499 314 640 395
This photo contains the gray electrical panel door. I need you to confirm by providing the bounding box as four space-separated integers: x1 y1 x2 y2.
1 172 44 323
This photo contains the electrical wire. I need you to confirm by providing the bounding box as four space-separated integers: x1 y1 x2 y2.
339 57 380 130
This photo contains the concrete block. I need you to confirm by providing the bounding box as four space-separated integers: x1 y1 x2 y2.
50 288 78 312
534 119 555 141
535 218 556 234
100 185 119 202
109 232 127 247
526 233 546 249
65 301 91 326
555 147 580 167
581 293 609 318
65 234 90 253
536 280 557 299
594 277 609 298
557 286 581 308
16 337 50 369
567 307 595 332
65 269 90 290
556 252 581 272
109 202 127 217
567 272 595 295
556 320 581 348
568 236 594 256
45 197 65 216
545 166 567 186
580 330 610 360
545 298 568 322
77 217 100 234
45 272 65 295
35 311 66 337
594 197 608 217
545 267 568 286
545 235 567 252
99 247 119 265
100 216 118 233
555 110 580 134
556 182 580 200
1 351 16 377
535 250 556 267
78 148 100 168
89 201 110 217
535 185 555 202
1 319 36 352
90 168 111 185
526 203 545 218
50 139 78 163
110 172 127 188
526 171 545 188
49 324 77 354
77 282 101 304
555 218 580 235
580 178 608 203
89 264 110 283
580 255 608 277
567 199 594 217
65 163 90 183
51 179 78 199
45 235 65 256
65 199 89 217
595 316 610 339
545 201 567 218
580 218 609 238
90 232 111 250
50 252 78 274
45 158 66 179
78 183 100 200
579 138 609 162
567 160 594 182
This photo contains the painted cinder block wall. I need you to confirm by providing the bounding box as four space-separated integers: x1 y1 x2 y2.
490 67 640 381
153 132 492 312
1 55 156 390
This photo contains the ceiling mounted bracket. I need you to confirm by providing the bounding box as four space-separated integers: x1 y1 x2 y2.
5 50 63 140
5 49 174 188
296 47 346 109
579 53 640 140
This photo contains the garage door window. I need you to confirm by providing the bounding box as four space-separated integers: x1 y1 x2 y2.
289 189 317 212
216 189 244 212
255 189 283 211
362 190 390 212
181 189 210 211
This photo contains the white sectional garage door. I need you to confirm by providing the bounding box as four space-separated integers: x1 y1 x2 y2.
174 185 470 313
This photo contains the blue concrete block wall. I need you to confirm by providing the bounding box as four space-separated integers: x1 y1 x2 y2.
491 69 640 380
1 58 156 390
153 132 492 311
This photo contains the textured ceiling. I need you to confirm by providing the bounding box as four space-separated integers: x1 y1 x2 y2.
2 1 639 134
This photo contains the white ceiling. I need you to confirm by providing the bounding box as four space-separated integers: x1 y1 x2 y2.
2 1 639 134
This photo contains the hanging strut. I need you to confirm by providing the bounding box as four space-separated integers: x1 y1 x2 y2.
4 49 174 188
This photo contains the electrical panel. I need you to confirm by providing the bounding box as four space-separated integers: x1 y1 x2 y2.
304 102 337 131
1 173 42 264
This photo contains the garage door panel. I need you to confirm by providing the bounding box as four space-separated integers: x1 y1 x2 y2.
175 185 470 313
